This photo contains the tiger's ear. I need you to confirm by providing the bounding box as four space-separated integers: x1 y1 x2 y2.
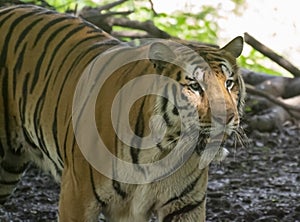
148 42 176 68
221 36 243 58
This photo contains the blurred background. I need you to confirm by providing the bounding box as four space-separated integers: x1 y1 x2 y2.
17 0 300 76
151 0 299 77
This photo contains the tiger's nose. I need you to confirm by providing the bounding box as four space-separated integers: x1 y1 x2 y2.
213 110 235 125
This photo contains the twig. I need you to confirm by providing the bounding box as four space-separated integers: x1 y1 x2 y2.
148 0 158 16
108 17 171 39
97 0 128 11
244 32 300 77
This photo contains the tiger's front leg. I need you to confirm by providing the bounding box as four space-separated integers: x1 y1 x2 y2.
156 167 208 222
157 200 206 222
58 156 102 222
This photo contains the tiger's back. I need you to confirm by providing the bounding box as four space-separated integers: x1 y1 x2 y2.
0 4 117 178
0 5 245 222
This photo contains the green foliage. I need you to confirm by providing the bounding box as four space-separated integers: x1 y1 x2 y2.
153 8 218 43
239 49 283 76
126 4 218 43
20 0 280 75
21 0 98 11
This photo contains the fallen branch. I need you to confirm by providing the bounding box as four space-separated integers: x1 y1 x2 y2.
241 68 277 85
246 84 300 118
244 32 300 77
242 69 300 99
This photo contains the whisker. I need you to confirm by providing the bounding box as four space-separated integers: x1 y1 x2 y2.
232 126 248 149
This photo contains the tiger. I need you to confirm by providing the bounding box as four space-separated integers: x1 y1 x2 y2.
0 4 245 222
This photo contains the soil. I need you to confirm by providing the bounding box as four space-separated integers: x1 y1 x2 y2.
0 123 299 222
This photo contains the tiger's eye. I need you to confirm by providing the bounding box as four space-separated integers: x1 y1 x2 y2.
189 82 202 92
225 79 234 90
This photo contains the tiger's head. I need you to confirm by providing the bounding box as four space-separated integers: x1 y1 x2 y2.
148 37 245 165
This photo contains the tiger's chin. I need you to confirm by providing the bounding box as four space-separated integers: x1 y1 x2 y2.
195 129 232 169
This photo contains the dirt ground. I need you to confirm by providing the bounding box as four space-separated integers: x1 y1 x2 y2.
0 123 299 222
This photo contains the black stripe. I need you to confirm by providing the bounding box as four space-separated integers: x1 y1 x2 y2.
22 126 39 149
2 70 12 149
0 179 20 185
171 85 179 115
13 42 27 99
187 54 198 62
54 37 119 84
33 88 47 151
52 43 100 161
172 104 179 116
30 23 72 93
161 97 168 113
185 76 194 81
156 142 163 151
52 111 63 166
162 171 202 207
33 16 71 46
0 7 16 28
87 28 104 34
162 200 204 222
163 113 172 127
195 135 209 155
34 70 62 165
209 56 226 63
0 5 16 15
176 70 182 81
38 127 48 154
112 180 127 199
89 165 107 207
62 120 74 163
69 41 123 135
19 73 30 126
51 35 102 86
14 18 43 53
33 81 62 175
55 41 107 96
167 135 174 142
161 85 173 126
130 97 146 164
53 78 74 164
44 24 86 77
71 43 124 143
0 161 28 174
190 60 202 67
0 10 38 68
38 126 62 176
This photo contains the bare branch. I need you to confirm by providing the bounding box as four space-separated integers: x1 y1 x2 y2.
111 30 151 39
244 32 300 77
